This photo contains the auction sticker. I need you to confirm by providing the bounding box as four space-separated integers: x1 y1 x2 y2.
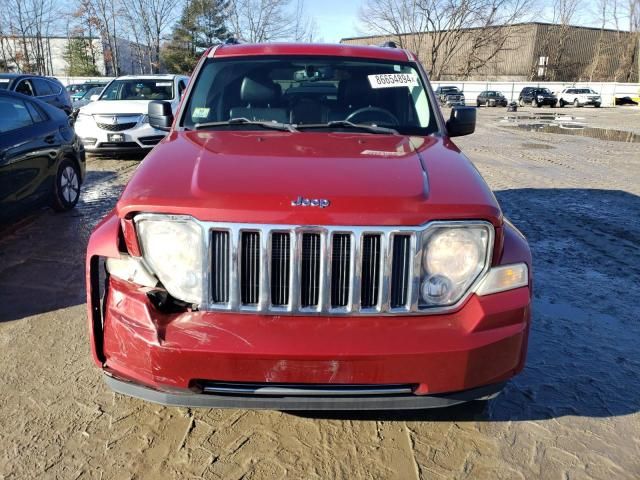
193 107 210 118
368 73 418 89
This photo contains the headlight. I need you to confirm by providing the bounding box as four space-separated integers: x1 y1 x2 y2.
420 225 491 306
139 114 149 124
537 95 544 100
136 215 204 304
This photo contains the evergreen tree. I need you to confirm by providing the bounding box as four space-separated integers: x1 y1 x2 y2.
162 0 230 74
64 38 101 76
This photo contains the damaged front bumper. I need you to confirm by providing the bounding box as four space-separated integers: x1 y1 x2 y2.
86 212 532 410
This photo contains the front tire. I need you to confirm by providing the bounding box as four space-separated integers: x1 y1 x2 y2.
51 159 81 212
574 99 580 107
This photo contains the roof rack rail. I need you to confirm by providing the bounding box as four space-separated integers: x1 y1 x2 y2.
379 41 398 48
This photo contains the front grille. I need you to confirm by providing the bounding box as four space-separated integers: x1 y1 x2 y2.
96 122 137 131
205 224 426 315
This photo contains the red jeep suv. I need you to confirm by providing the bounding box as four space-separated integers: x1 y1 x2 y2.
86 42 532 410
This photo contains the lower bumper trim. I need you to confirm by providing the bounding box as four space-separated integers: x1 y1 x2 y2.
104 375 505 410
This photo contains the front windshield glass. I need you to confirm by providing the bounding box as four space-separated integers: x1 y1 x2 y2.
182 56 437 135
538 88 552 95
100 79 174 101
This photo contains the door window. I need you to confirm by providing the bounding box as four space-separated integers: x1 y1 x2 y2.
33 78 53 96
0 98 34 132
15 80 35 96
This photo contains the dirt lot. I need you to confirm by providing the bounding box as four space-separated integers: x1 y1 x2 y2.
0 106 639 479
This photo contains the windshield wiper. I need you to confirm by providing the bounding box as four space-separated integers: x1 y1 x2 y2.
297 120 398 135
194 117 297 132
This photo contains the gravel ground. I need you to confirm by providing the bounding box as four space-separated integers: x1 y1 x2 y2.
0 106 639 479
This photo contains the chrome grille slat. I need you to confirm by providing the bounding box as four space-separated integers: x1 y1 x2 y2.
270 233 290 306
361 234 381 308
202 221 494 316
211 230 230 303
240 231 260 305
390 235 411 308
331 234 351 307
300 233 321 307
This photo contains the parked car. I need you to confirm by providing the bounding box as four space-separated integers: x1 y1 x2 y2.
435 85 466 106
72 86 104 110
0 73 73 115
74 74 189 154
66 81 109 102
518 87 557 107
0 90 86 222
558 87 601 107
86 42 532 410
476 91 508 107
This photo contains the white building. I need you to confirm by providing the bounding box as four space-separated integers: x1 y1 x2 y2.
0 35 153 77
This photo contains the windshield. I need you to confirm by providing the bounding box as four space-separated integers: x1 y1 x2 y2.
537 88 552 95
100 79 174 101
182 56 437 135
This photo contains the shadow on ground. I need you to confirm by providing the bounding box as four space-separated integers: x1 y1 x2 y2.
0 170 127 322
294 188 640 422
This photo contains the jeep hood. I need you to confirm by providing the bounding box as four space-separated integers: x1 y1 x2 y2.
117 131 502 226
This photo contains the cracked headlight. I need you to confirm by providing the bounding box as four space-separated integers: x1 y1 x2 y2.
136 215 204 305
420 225 492 306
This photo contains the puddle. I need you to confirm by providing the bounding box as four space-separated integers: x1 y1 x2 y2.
500 114 639 143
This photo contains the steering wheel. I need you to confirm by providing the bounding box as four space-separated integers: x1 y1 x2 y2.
346 107 399 126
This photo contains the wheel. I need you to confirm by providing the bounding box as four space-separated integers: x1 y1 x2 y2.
559 99 565 108
518 98 524 107
477 101 481 107
594 103 601 108
532 98 538 107
345 107 399 126
573 99 580 107
51 159 81 211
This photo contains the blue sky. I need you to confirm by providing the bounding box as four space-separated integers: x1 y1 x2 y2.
306 0 363 43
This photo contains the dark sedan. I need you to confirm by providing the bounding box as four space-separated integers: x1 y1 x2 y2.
518 87 557 107
0 73 73 116
476 90 508 107
0 90 86 223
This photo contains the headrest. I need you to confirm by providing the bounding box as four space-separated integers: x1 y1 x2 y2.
241 76 280 106
338 76 373 107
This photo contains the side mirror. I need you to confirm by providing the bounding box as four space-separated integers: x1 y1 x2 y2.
149 100 173 132
90 95 100 102
445 106 476 137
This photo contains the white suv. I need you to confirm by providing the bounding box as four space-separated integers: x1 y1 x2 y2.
74 75 189 153
558 87 601 108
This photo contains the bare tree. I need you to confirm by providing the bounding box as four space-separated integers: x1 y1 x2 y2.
126 0 181 73
229 0 315 42
358 0 530 80
89 0 122 74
